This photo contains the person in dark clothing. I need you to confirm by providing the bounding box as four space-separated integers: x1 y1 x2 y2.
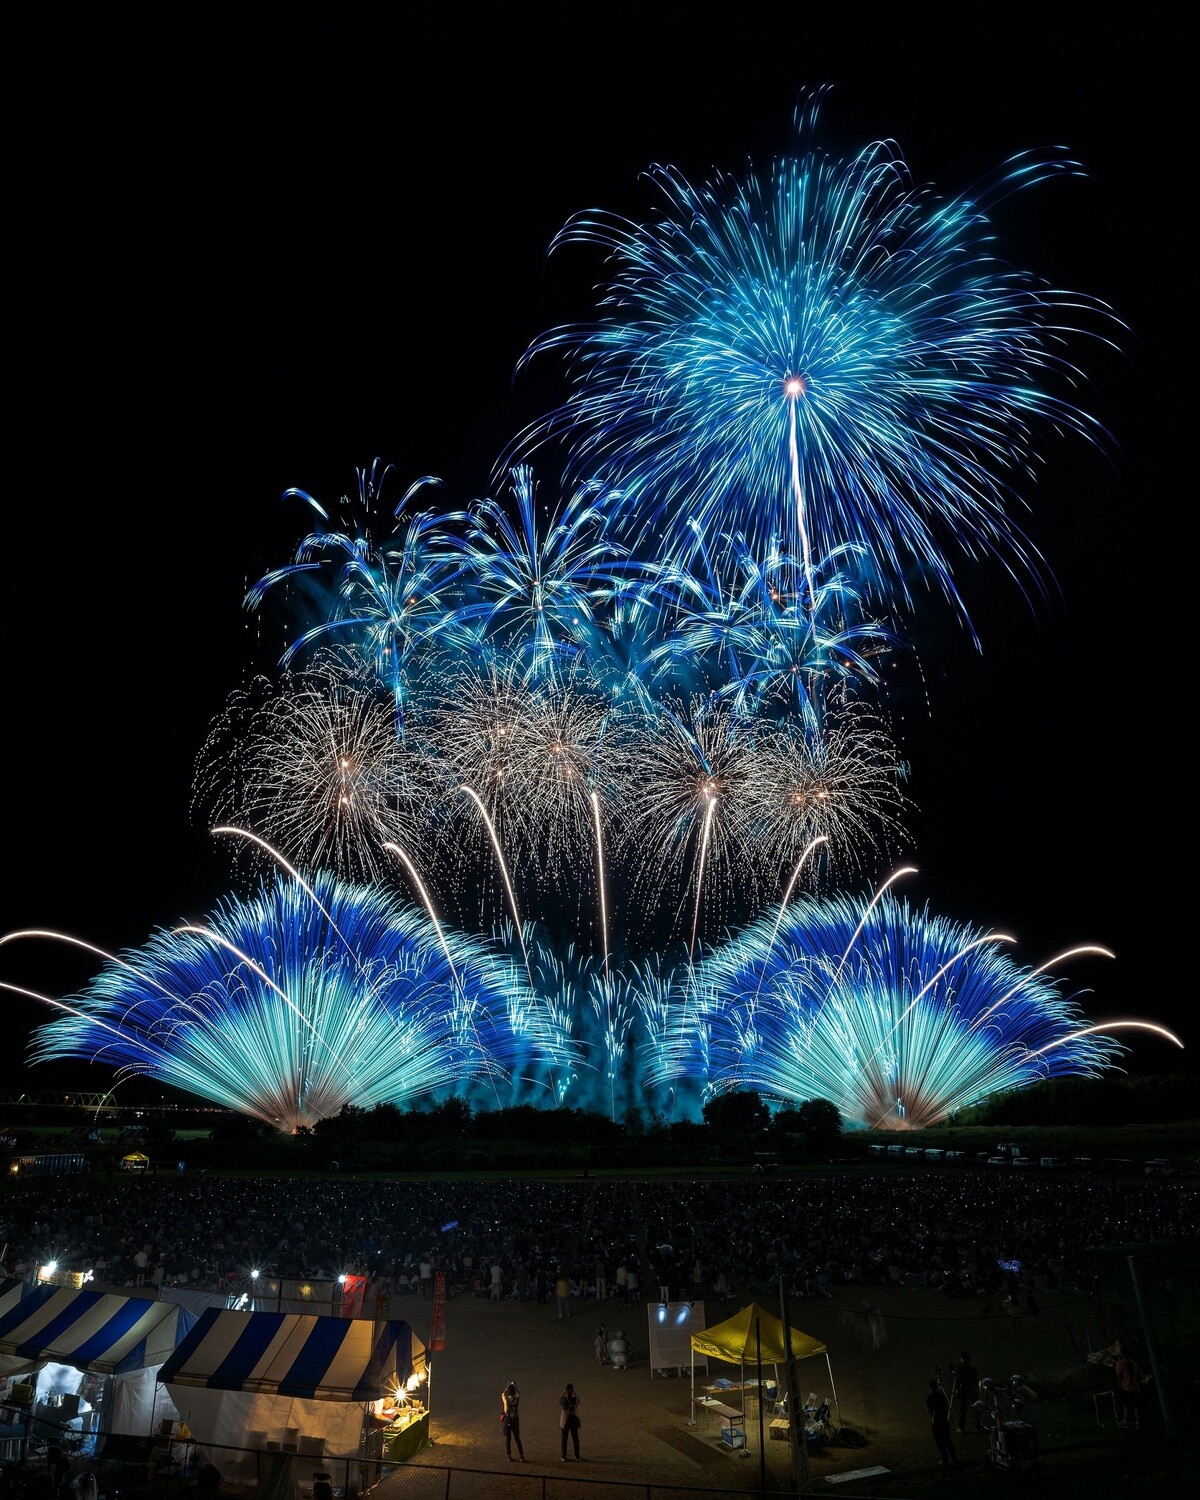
926 1378 956 1465
501 1382 526 1461
953 1351 984 1433
559 1381 582 1460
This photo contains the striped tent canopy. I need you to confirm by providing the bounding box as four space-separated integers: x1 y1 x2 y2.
0 1283 196 1376
157 1308 426 1402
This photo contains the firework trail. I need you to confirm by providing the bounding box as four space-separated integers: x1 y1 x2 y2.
504 88 1124 639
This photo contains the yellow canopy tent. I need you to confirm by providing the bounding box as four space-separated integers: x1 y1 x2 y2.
689 1302 841 1444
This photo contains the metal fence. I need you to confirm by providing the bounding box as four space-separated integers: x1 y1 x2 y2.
1 1428 802 1500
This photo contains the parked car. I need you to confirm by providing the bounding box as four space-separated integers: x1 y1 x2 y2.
868 1144 886 1159
924 1148 945 1162
945 1150 968 1163
1072 1156 1094 1171
1144 1158 1174 1177
1010 1157 1034 1168
886 1144 904 1158
1039 1156 1065 1169
904 1146 922 1158
987 1155 1009 1166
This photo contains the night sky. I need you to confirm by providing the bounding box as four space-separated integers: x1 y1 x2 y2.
3 13 1188 1097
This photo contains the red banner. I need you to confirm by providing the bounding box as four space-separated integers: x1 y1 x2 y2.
340 1273 367 1318
430 1271 446 1352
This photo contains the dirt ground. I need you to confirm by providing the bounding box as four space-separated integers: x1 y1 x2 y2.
385 1276 1182 1497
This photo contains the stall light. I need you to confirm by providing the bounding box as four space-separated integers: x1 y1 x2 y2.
251 1268 260 1280
675 1306 692 1325
338 1274 347 1285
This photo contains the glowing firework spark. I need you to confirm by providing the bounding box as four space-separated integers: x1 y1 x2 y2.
194 660 438 885
505 88 1124 637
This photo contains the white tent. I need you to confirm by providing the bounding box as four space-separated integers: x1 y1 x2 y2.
157 1307 428 1460
0 1280 196 1438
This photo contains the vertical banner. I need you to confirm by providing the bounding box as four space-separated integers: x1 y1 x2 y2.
341 1273 367 1318
430 1271 447 1352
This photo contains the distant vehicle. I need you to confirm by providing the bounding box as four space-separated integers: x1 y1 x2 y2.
904 1146 922 1158
1072 1157 1094 1171
987 1156 1009 1166
1010 1157 1034 1168
945 1150 968 1163
1101 1158 1135 1174
924 1148 945 1161
975 1151 993 1163
997 1142 1022 1157
751 1153 778 1174
868 1144 886 1159
886 1144 904 1158
1144 1158 1174 1177
1039 1157 1065 1169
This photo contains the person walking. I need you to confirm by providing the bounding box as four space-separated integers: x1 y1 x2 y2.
559 1381 582 1460
926 1377 957 1466
500 1381 526 1461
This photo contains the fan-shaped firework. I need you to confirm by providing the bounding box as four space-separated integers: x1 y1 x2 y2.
193 660 440 885
505 89 1124 636
684 884 1175 1128
12 867 537 1131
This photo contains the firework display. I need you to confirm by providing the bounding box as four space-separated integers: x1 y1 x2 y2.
8 97 1172 1129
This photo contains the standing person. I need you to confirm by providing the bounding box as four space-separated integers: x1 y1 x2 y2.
926 1377 957 1466
559 1381 582 1460
555 1269 571 1319
614 1260 628 1302
133 1244 150 1287
1114 1344 1145 1429
594 1323 609 1366
953 1352 984 1433
490 1258 503 1302
418 1253 433 1300
500 1381 526 1461
594 1253 607 1304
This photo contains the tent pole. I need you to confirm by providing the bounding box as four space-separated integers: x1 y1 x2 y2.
756 1317 765 1489
779 1275 811 1497
825 1351 841 1429
688 1345 695 1425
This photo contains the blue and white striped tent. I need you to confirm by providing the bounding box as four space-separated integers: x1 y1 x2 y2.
0 1281 195 1377
157 1307 426 1401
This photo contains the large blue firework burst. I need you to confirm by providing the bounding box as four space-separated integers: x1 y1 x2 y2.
20 871 539 1131
678 888 1131 1128
505 89 1124 638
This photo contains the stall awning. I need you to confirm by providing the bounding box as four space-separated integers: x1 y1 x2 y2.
0 1286 196 1375
690 1303 826 1365
157 1308 426 1402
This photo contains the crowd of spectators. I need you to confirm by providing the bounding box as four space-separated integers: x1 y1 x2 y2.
1 1169 1195 1314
